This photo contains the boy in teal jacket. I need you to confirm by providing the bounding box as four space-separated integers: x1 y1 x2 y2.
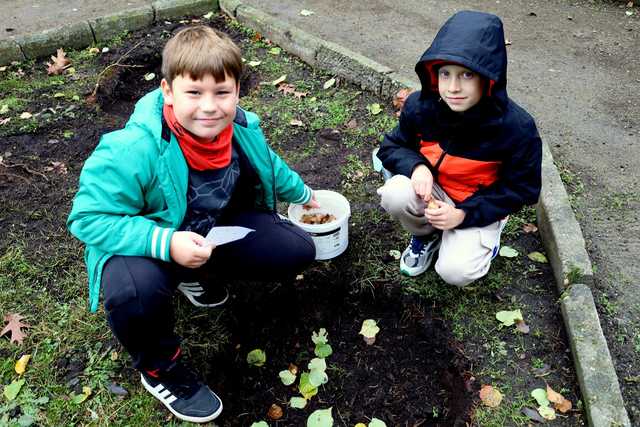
67 26 317 423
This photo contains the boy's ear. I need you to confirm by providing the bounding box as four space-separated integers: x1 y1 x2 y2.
160 78 174 105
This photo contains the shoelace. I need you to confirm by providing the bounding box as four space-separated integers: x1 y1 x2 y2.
409 237 427 257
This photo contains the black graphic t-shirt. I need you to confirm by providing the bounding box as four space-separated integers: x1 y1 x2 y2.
180 147 240 236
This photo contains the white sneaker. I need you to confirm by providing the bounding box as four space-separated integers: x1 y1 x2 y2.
400 234 441 277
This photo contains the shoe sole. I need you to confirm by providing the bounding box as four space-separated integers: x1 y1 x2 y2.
178 283 229 308
141 374 223 423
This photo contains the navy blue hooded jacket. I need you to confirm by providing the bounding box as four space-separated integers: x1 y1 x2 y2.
377 10 542 228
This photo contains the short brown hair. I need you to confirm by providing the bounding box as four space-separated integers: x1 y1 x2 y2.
162 25 243 86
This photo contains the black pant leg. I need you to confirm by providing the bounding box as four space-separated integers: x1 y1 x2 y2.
102 255 180 371
211 211 315 281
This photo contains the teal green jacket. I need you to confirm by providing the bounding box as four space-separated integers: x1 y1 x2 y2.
67 88 312 312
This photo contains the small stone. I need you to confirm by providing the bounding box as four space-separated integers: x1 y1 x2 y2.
108 382 128 396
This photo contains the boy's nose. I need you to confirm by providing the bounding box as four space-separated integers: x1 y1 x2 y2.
200 95 218 112
448 77 461 92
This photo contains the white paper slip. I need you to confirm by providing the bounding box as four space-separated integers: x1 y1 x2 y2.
205 226 255 246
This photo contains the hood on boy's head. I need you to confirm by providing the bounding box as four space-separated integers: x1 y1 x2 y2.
416 10 508 106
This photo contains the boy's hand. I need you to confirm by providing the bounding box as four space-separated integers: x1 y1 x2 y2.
302 191 320 209
410 165 433 201
425 200 466 230
170 231 214 268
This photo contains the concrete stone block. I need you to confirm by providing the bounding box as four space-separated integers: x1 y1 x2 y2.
561 284 631 426
90 6 154 42
18 22 94 60
316 40 393 96
219 0 243 17
536 142 593 291
153 0 218 21
235 5 320 66
0 39 26 65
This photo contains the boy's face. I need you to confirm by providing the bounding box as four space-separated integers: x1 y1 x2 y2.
437 64 484 112
161 72 239 140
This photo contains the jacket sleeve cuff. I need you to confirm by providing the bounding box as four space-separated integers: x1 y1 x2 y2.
291 185 313 205
149 226 175 262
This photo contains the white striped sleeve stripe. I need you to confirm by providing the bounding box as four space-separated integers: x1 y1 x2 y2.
151 227 160 259
160 228 170 261
292 185 312 204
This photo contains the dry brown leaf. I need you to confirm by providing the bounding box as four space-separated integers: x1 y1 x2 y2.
288 363 298 376
546 385 572 413
44 161 68 175
1 313 30 345
277 83 296 96
293 91 308 99
522 223 538 233
46 48 71 75
346 119 358 129
479 384 503 408
267 403 283 420
392 88 415 111
515 319 530 334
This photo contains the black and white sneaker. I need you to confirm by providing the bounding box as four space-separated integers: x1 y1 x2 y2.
400 233 441 277
178 282 229 308
140 360 223 423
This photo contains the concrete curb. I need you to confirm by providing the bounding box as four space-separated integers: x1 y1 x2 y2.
219 1 631 425
0 0 219 65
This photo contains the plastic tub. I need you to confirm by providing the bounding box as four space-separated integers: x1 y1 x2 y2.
288 190 351 260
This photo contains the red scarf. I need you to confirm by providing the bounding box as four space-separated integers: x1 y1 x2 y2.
162 104 233 170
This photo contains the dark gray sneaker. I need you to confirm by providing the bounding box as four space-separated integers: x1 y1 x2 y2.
140 360 222 423
178 282 229 308
400 234 441 277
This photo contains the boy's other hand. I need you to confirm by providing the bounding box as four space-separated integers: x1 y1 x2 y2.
425 199 466 230
303 192 320 209
410 165 433 201
170 231 214 268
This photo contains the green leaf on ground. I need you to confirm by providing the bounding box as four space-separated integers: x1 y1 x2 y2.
71 386 91 404
248 60 262 67
323 78 336 89
250 422 269 427
308 357 327 372
312 328 329 345
3 379 25 401
314 343 333 358
279 369 296 385
290 396 307 409
359 319 380 339
269 47 281 55
527 251 548 263
499 245 519 258
369 418 387 427
299 372 318 399
307 407 333 427
538 405 556 420
247 349 266 367
496 309 523 326
309 369 328 387
531 388 550 407
367 103 382 115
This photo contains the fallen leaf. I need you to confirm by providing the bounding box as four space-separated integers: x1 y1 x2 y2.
290 396 307 408
0 118 10 125
0 66 7 72
392 88 414 111
278 83 296 95
144 73 156 81
346 119 358 129
44 161 68 175
388 249 401 260
367 103 382 115
101 47 109 53
88 47 100 54
355 424 367 427
71 386 92 404
521 406 545 423
528 251 548 263
496 309 523 326
479 385 503 407
267 403 283 420
247 349 266 367
1 313 30 345
626 10 634 16
531 388 550 407
15 354 31 375
248 60 262 67
19 112 33 119
279 369 296 385
323 77 336 89
269 47 281 55
369 419 387 427
293 91 308 98
46 48 71 75
290 119 304 127
546 385 572 413
298 372 318 399
3 379 25 401
0 104 9 114
627 2 634 7
307 408 333 427
288 363 298 375
538 405 556 420
300 9 315 16
515 319 530 334
499 245 518 258
522 223 538 233
271 75 287 86
250 422 268 427
203 11 214 19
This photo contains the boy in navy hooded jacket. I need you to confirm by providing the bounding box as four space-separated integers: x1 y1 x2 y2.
376 11 542 285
